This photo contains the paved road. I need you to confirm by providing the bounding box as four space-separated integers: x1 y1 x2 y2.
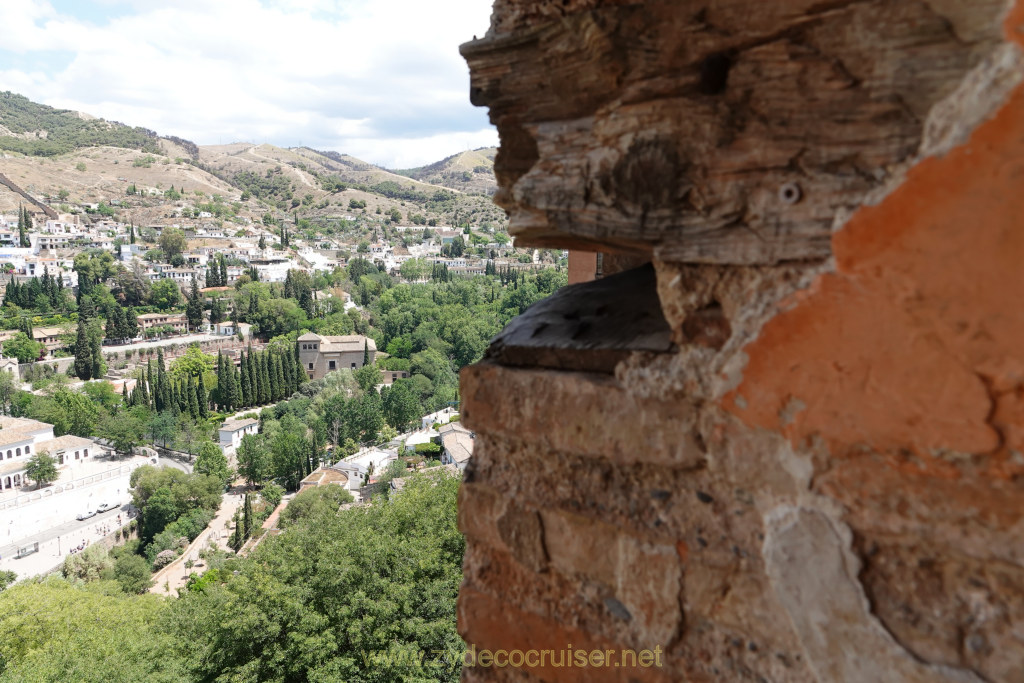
0 505 129 561
158 454 193 473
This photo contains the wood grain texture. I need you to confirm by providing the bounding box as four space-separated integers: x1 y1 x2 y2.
463 0 1008 264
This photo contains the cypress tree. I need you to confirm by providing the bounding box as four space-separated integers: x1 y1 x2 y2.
142 367 152 408
242 493 253 539
249 351 260 405
122 383 129 406
230 511 242 551
196 371 208 419
105 304 122 342
264 352 276 405
273 354 285 402
124 307 139 340
231 363 241 411
90 328 103 379
363 339 369 366
73 320 91 380
240 352 252 407
282 350 294 396
253 352 265 405
186 276 203 331
17 206 26 248
187 376 199 421
219 257 227 288
214 353 224 410
22 208 32 247
177 380 189 415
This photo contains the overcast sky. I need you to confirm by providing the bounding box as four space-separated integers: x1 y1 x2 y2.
0 0 497 168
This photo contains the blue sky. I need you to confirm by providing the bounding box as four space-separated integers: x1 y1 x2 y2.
0 0 497 168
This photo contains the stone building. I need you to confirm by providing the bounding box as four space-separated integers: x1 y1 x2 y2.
296 333 376 380
455 2 1024 682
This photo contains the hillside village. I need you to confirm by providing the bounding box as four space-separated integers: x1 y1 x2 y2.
0 94 566 610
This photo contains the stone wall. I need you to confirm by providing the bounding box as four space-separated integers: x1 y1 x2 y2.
457 1 1024 681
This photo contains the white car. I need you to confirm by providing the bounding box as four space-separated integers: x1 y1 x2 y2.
96 502 114 513
76 510 96 521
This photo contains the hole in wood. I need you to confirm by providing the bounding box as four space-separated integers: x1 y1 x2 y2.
698 53 731 95
779 182 802 205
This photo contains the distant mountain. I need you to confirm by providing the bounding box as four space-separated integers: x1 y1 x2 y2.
0 92 507 231
395 147 497 195
0 91 169 157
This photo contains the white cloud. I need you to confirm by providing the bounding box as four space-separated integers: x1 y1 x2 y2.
0 0 497 167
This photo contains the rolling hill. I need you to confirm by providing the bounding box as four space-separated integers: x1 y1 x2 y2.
0 92 504 231
395 147 496 194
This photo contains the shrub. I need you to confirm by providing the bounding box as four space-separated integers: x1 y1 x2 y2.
152 549 177 569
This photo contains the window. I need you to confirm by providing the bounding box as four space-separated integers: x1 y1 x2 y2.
57 452 64 464
5 450 9 459
74 450 80 459
15 448 20 456
329 360 336 370
302 344 307 350
308 363 314 370
351 363 356 369
24 445 29 454
84 449 89 457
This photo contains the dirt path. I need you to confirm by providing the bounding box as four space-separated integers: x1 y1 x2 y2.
246 147 316 188
149 481 246 596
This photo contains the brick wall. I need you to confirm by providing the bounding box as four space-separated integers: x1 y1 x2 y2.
457 1 1024 681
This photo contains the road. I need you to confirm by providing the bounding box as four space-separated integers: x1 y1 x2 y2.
0 505 132 577
158 453 193 473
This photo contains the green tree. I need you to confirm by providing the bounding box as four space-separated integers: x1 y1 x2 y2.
149 279 181 311
62 544 114 583
194 441 230 486
124 306 140 339
148 410 177 449
354 362 379 393
2 331 43 363
72 319 91 380
166 472 463 683
381 380 421 432
24 452 58 489
0 579 185 681
97 409 146 458
114 554 153 594
185 277 203 331
236 433 271 487
278 485 354 528
158 227 187 261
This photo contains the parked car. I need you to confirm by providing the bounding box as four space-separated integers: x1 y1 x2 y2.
97 502 111 513
76 510 96 520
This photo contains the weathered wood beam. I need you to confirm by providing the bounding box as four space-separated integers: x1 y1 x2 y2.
462 0 1008 264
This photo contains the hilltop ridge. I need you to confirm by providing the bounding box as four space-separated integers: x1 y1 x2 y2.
0 93 503 231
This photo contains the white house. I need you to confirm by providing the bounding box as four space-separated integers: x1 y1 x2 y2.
218 418 259 451
0 416 98 491
421 407 458 431
343 446 396 479
438 422 474 471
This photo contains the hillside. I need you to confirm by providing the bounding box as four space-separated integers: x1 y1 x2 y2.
395 147 497 194
0 92 506 232
0 91 163 157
